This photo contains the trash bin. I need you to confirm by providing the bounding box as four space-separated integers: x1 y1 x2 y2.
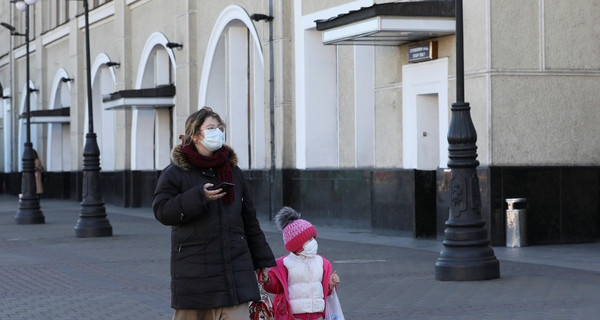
506 198 527 247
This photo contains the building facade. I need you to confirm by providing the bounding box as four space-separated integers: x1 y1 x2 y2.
1 0 599 245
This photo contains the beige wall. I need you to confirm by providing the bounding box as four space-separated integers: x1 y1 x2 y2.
273 0 295 169
491 76 600 166
545 0 600 70
2 0 600 172
464 76 489 165
338 46 355 167
373 46 403 167
0 0 278 170
302 0 359 16
487 0 600 166
490 0 539 70
374 87 403 167
464 0 488 72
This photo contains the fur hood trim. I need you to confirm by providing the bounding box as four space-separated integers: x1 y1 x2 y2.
170 144 238 171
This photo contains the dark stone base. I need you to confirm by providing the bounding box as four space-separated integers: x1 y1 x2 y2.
0 172 20 196
0 168 441 237
7 165 597 245
282 169 436 237
437 166 600 246
244 170 282 220
489 166 600 245
370 169 436 237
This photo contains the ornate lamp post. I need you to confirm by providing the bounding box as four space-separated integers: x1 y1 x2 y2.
73 0 113 237
3 0 45 224
435 0 500 280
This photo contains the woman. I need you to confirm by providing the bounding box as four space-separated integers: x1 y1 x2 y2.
153 107 276 319
33 149 44 197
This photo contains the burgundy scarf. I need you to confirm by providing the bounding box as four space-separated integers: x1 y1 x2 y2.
181 140 234 205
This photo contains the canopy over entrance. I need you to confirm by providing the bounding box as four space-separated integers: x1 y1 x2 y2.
102 84 175 110
315 1 455 46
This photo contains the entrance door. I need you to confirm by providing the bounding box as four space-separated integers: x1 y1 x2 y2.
402 58 449 169
416 94 440 170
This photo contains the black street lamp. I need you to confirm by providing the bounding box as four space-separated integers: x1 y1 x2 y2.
435 0 500 280
4 0 45 224
73 0 113 237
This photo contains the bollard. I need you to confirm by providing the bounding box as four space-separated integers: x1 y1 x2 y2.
506 198 527 247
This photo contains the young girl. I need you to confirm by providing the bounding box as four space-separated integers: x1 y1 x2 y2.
262 207 341 320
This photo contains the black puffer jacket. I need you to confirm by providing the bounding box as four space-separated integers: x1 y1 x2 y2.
153 145 275 310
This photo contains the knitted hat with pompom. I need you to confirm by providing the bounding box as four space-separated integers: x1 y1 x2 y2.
275 207 317 253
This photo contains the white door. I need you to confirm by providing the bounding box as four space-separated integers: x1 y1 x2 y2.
402 58 449 169
416 94 440 170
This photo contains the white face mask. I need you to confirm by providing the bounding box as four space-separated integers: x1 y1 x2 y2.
299 238 318 258
200 128 225 151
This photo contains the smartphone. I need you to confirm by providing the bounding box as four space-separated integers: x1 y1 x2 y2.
212 182 235 193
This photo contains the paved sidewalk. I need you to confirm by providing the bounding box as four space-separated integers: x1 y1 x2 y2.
1 195 599 319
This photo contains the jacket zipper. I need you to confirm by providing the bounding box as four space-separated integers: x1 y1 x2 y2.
177 241 206 253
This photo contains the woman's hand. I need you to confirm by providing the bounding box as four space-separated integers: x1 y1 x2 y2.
329 270 340 290
203 183 226 201
257 268 269 284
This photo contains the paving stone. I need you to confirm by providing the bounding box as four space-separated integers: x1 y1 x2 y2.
1 195 600 319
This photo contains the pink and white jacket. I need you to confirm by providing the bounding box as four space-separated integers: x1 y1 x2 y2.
263 254 333 320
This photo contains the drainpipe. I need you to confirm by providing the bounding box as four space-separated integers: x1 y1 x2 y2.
251 4 275 220
268 0 275 220
9 4 16 173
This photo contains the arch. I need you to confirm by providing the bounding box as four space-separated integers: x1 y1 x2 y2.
47 69 72 171
131 32 176 170
83 53 118 170
198 5 266 169
135 32 176 89
198 5 263 107
91 53 117 89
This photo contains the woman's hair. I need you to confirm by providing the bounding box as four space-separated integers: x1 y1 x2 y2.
182 106 225 145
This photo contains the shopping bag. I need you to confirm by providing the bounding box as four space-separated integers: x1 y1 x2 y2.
249 272 274 320
325 288 345 320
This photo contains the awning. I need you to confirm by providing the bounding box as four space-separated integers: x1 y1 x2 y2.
102 84 176 110
315 1 455 46
19 107 70 124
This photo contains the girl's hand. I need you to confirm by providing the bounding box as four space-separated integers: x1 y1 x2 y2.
262 268 269 282
329 270 340 290
256 268 269 284
203 183 225 201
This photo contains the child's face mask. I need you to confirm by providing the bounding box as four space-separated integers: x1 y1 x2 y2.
299 238 318 258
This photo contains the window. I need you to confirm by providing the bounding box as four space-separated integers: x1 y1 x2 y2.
42 0 69 32
74 0 112 16
91 0 111 10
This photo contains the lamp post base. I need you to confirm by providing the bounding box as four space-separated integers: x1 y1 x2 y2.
436 247 500 281
75 191 113 238
74 211 113 238
15 143 44 224
436 100 500 281
15 198 45 224
74 133 113 238
434 160 500 281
